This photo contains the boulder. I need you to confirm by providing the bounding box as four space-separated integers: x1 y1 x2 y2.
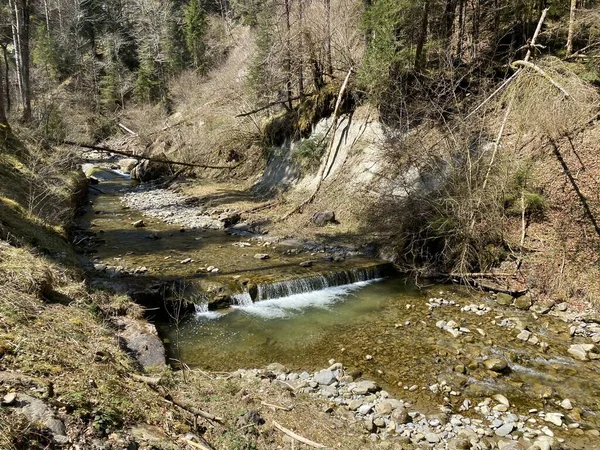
350 380 379 395
514 295 533 310
483 358 508 372
314 369 336 386
496 293 514 306
311 211 336 227
568 344 595 361
130 159 171 182
9 393 67 440
114 317 166 369
253 253 270 260
119 158 140 174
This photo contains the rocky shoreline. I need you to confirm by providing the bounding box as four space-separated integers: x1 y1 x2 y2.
229 358 597 450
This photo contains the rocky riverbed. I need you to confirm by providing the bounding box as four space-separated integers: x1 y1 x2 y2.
77 161 600 449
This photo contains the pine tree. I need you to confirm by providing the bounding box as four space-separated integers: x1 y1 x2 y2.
184 0 207 72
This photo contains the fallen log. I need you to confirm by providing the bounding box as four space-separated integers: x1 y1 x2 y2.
62 140 240 170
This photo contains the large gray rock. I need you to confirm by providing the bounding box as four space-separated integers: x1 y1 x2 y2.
114 317 166 370
314 369 336 386
130 159 171 182
10 393 67 440
311 211 336 227
350 380 379 395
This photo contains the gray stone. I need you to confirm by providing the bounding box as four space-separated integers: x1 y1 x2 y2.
391 407 410 424
496 293 514 306
113 317 166 369
483 358 508 372
544 413 563 427
375 400 393 415
493 394 510 407
299 261 313 267
3 392 17 405
425 432 441 443
560 398 573 410
514 295 533 310
351 380 379 395
348 399 363 410
374 417 386 428
314 369 336 386
311 211 336 227
253 253 270 260
358 404 373 415
132 219 145 228
517 330 532 341
556 302 568 312
266 362 287 374
568 344 592 361
11 393 66 438
495 423 515 437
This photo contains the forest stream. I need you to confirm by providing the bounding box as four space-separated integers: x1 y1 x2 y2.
76 164 600 448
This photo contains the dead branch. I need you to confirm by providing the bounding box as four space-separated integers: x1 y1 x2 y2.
62 140 240 170
130 374 161 386
168 395 225 424
510 60 571 97
118 123 138 136
260 401 294 411
236 93 315 117
241 200 279 214
272 421 328 448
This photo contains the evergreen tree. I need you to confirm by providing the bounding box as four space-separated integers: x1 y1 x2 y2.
184 0 207 71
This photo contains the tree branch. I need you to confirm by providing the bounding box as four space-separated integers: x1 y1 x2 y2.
62 140 240 170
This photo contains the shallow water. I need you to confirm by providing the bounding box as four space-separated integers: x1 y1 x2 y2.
159 277 600 427
79 165 600 433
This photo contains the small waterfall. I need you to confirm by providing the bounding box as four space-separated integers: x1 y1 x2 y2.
232 291 253 306
194 302 223 319
194 303 210 314
252 265 387 302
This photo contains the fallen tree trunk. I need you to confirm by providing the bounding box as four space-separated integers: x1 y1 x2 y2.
62 140 240 170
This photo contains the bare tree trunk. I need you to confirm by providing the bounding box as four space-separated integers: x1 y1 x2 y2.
326 0 333 76
284 0 293 109
298 0 304 96
9 0 23 107
1 45 10 112
442 0 457 43
20 0 31 121
43 0 51 33
566 0 577 56
0 59 7 127
10 0 31 121
415 0 429 71
456 0 465 59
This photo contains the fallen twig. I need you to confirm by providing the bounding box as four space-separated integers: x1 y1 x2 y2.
260 401 294 411
272 421 327 448
130 374 161 386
